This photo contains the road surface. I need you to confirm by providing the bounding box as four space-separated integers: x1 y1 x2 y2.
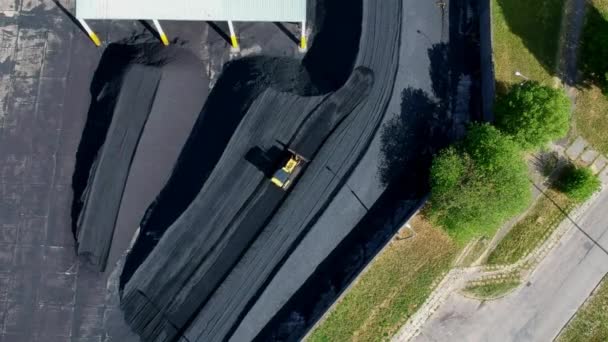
415 189 608 342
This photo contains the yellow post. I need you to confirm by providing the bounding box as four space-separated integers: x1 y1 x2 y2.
300 19 307 51
228 20 239 50
78 19 101 47
153 20 170 46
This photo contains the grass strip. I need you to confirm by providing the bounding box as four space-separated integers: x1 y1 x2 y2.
557 275 608 341
491 0 565 87
463 280 521 299
487 189 575 265
307 216 457 342
573 0 608 154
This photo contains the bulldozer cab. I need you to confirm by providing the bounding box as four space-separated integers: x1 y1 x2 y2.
270 150 306 190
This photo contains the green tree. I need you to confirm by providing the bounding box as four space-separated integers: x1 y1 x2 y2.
556 164 601 203
429 123 531 242
495 82 570 149
430 147 467 194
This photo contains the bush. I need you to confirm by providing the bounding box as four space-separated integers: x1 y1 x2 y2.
429 123 532 243
556 164 601 202
495 81 571 149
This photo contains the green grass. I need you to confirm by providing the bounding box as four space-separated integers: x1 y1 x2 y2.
487 189 576 265
307 1 589 338
492 0 565 88
307 216 458 342
579 0 608 93
557 275 608 342
573 86 608 154
573 0 608 155
463 280 521 299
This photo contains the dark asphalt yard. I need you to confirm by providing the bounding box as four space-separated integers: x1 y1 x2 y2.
0 1 306 341
0 0 480 341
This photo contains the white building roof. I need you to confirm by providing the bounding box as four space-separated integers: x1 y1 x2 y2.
76 0 306 22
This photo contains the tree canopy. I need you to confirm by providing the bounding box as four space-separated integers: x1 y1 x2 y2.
495 82 570 149
429 123 531 242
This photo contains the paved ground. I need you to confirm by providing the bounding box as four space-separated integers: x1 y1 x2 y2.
415 189 608 342
0 2 108 341
0 1 304 341
237 0 448 334
248 0 484 339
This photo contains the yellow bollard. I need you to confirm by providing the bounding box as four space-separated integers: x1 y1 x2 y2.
300 35 307 51
230 35 239 49
228 20 239 50
160 33 170 46
89 32 102 47
78 19 101 47
300 20 307 51
153 20 170 46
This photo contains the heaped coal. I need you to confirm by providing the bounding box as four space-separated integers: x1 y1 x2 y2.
72 40 207 272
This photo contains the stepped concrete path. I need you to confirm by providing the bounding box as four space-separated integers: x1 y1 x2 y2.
414 188 608 342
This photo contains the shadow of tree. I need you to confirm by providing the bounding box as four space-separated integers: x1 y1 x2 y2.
378 89 438 189
377 87 455 197
579 5 608 94
532 150 561 178
428 43 450 103
496 0 565 77
378 43 455 193
495 80 511 96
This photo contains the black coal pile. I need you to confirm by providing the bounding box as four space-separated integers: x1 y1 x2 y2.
72 41 207 272
72 0 407 340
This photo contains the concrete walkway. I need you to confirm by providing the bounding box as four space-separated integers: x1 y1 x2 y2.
412 186 608 341
565 136 608 183
396 0 607 336
393 136 608 341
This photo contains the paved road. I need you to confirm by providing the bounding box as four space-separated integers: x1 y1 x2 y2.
415 189 608 342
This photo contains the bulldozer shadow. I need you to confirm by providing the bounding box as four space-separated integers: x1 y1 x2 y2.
245 145 285 178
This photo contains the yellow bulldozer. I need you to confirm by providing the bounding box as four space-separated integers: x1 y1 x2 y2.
271 150 307 190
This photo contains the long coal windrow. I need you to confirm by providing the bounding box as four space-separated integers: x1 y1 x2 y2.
119 56 327 289
120 65 373 342
182 67 377 342
116 0 401 340
119 0 365 289
118 7 371 342
75 65 161 271
72 42 205 272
